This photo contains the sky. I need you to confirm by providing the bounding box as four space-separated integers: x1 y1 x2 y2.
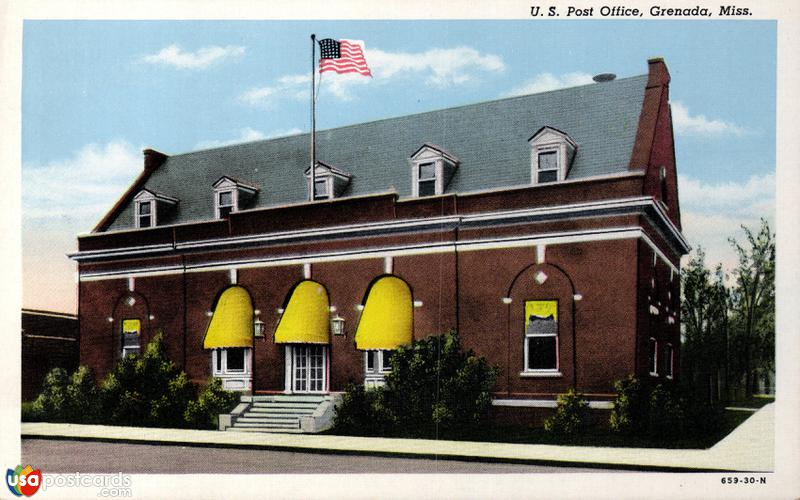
21 20 776 313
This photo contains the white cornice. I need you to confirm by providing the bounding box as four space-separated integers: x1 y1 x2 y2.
70 197 689 265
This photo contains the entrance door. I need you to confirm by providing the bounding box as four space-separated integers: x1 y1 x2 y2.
290 345 327 393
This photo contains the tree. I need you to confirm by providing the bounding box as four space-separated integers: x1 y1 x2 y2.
680 248 729 402
728 219 775 397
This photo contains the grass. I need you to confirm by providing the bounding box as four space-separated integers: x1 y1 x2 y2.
726 395 775 409
325 408 757 449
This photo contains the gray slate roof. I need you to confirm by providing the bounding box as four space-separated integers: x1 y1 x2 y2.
105 74 647 231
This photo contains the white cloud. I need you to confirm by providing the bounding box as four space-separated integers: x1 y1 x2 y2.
504 72 595 96
142 44 245 70
368 46 505 87
239 74 311 106
240 45 505 105
679 173 774 273
195 127 303 149
671 101 747 137
22 140 142 225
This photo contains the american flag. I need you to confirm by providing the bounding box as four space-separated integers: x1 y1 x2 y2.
318 38 372 77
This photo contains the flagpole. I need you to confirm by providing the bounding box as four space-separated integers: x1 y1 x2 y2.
310 33 316 202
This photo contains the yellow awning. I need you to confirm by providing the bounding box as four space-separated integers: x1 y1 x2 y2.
274 280 330 344
355 276 413 350
203 286 254 349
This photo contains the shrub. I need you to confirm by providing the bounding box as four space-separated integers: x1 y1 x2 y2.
100 331 196 427
647 384 686 438
185 377 240 430
332 382 390 436
609 375 651 435
372 332 496 439
21 401 41 422
32 366 99 423
544 389 589 435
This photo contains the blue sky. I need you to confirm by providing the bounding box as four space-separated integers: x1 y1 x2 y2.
21 20 776 312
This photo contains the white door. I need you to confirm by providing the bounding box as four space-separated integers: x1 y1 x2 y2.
289 345 327 393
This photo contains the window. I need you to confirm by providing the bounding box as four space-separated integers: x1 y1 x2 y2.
536 151 559 183
137 201 152 228
313 179 330 200
305 162 352 201
662 343 674 379
212 347 251 375
523 300 559 374
217 190 234 218
121 319 141 357
212 177 258 219
528 126 577 185
648 338 658 376
417 162 437 196
365 350 393 374
409 144 459 198
133 190 178 229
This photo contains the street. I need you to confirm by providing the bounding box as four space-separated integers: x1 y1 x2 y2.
22 438 620 474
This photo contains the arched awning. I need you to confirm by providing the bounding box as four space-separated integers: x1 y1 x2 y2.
355 275 413 350
274 280 330 344
203 286 253 349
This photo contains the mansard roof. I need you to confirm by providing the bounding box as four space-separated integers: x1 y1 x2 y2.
99 73 650 231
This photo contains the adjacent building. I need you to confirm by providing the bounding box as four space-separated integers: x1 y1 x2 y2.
70 58 688 427
21 309 79 401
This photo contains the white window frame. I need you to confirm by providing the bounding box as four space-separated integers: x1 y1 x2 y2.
305 162 352 201
364 349 392 389
212 347 252 375
414 161 440 197
215 189 237 219
648 337 659 376
313 177 332 200
522 302 561 377
135 199 154 229
211 347 252 391
664 343 674 379
121 318 141 357
409 144 458 198
528 126 577 185
534 149 560 184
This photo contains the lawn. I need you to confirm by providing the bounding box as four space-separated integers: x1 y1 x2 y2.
324 406 761 449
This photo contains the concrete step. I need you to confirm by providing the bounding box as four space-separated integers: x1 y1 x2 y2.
248 406 317 414
232 421 299 429
236 415 300 423
251 395 326 403
227 427 305 434
251 401 321 408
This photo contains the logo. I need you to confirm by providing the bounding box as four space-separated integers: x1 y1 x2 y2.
6 465 42 497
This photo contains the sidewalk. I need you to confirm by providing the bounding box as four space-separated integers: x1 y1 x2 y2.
21 403 774 472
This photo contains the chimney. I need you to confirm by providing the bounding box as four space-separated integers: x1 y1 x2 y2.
646 57 671 87
143 149 168 171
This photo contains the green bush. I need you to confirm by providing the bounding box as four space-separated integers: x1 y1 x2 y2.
332 382 390 436
31 366 99 423
100 331 196 428
334 332 496 439
184 377 240 429
609 375 651 435
21 401 41 422
648 384 686 438
544 389 588 435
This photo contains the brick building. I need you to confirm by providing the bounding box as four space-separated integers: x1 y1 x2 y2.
70 58 688 430
21 309 79 401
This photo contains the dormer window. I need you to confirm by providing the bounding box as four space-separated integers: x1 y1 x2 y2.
218 190 234 218
417 162 437 196
133 189 178 229
305 161 352 201
528 126 577 185
409 144 458 198
212 177 258 219
137 201 152 228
